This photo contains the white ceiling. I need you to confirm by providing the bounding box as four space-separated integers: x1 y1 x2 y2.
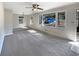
4 2 76 15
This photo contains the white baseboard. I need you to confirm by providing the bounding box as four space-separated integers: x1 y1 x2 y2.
0 32 13 54
5 32 13 36
0 35 4 54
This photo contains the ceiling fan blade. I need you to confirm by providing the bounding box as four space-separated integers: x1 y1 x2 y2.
25 4 43 11
37 8 43 10
25 7 32 8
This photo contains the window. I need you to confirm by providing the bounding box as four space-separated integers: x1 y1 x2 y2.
39 15 42 24
19 16 24 24
58 12 65 27
43 13 56 27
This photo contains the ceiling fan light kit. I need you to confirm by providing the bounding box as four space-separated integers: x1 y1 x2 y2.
33 9 37 11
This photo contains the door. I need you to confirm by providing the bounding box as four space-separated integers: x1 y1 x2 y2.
77 11 79 32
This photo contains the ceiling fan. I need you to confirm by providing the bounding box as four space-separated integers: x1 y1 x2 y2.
25 4 43 11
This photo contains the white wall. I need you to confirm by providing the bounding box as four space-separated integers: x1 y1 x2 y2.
4 9 13 36
0 3 4 54
13 14 27 29
27 3 79 41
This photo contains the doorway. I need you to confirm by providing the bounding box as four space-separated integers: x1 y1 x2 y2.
76 9 79 41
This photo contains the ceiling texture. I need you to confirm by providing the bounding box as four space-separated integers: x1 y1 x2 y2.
4 2 76 15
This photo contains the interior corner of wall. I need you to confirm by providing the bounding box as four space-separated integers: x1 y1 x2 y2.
0 35 4 54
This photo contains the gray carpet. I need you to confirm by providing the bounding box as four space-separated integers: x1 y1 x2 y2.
0 28 79 56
